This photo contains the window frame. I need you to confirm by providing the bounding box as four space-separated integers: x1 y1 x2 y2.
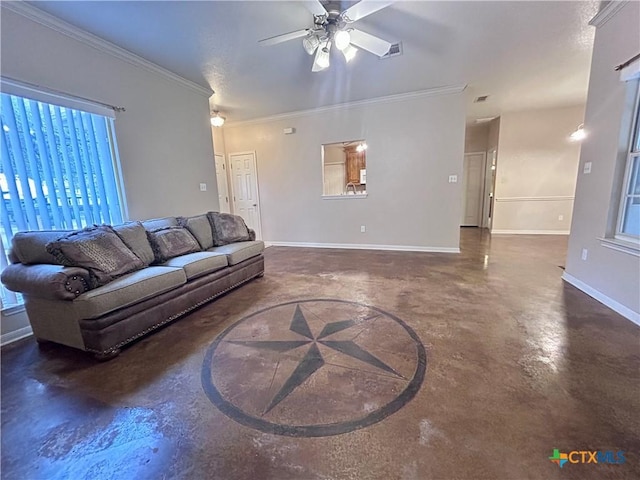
321 140 368 199
614 80 640 243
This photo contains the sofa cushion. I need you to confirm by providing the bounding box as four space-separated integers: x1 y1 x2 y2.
113 221 155 265
73 266 186 319
180 214 214 250
11 230 74 265
161 251 228 280
141 217 178 231
146 227 201 263
208 241 264 266
46 226 145 288
207 212 252 246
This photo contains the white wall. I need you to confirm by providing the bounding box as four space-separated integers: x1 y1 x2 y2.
323 145 346 196
212 126 226 157
492 105 585 233
223 90 466 250
487 117 500 153
0 7 219 221
464 124 489 153
564 1 640 321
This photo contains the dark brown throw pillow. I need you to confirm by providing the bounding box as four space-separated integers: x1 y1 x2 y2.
46 225 145 288
146 226 201 263
207 212 252 246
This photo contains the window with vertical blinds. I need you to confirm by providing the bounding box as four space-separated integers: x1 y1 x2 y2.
0 90 125 308
617 81 640 239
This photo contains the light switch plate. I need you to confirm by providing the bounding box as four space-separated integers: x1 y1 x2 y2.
583 162 592 174
199 183 207 191
448 175 458 183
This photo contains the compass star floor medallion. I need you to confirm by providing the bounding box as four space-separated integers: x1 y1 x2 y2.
201 299 426 437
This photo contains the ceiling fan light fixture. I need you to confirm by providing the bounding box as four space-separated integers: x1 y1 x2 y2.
334 30 351 51
210 111 226 127
570 124 586 141
342 44 358 62
302 34 320 55
314 41 331 70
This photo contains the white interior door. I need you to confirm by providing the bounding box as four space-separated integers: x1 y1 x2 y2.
462 153 486 227
229 151 262 239
214 154 231 214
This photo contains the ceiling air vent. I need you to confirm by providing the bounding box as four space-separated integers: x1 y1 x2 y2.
474 95 489 103
381 42 402 58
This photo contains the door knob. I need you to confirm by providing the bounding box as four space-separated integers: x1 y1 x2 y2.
252 204 257 207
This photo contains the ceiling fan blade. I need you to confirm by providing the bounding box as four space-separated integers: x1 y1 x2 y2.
303 0 328 17
259 29 310 46
349 29 391 57
342 0 395 22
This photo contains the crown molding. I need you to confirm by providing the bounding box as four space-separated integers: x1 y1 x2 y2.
2 1 213 98
589 1 628 27
225 85 467 127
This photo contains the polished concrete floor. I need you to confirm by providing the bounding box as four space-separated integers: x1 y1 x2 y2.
2 229 639 479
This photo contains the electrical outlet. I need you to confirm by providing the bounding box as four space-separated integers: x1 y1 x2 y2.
583 162 592 174
558 214 564 221
581 248 588 261
199 183 207 191
360 225 366 233
448 175 458 183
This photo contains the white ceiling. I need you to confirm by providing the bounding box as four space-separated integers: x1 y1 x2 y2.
26 1 599 123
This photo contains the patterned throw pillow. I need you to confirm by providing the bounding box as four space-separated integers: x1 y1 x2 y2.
146 226 201 263
46 225 145 288
207 212 252 246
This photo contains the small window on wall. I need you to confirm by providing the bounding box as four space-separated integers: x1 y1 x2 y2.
616 81 640 240
322 140 367 197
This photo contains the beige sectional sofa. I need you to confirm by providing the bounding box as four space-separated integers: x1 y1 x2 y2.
1 213 264 360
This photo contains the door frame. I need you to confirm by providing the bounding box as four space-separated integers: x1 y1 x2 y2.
228 150 263 239
462 152 487 228
485 149 498 230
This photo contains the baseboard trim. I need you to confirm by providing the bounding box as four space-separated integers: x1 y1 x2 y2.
491 229 570 235
562 272 640 326
265 241 460 253
1 326 33 347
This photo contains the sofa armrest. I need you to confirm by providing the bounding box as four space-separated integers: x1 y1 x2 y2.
1 264 90 300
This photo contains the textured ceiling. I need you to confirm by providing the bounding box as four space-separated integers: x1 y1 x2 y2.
26 1 599 122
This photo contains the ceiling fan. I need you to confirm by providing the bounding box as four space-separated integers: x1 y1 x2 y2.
258 0 395 72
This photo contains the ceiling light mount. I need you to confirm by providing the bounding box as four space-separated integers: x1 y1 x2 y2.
210 110 226 127
570 124 586 141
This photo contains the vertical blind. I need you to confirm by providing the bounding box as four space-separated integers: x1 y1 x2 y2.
0 92 124 308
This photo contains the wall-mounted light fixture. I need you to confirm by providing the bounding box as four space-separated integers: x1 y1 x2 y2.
570 124 586 141
210 110 226 127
